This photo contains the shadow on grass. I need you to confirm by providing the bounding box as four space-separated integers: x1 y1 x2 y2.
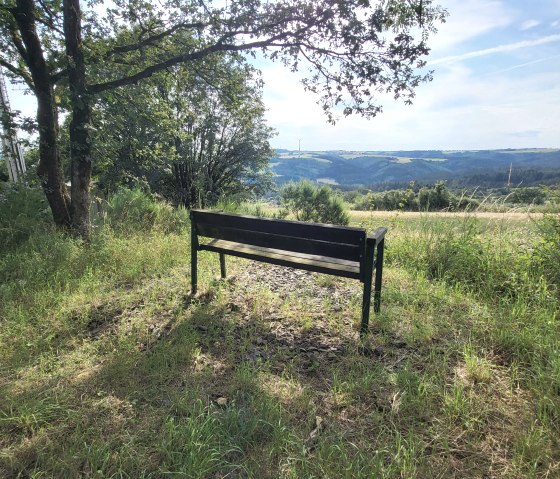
2 266 555 478
1 271 414 478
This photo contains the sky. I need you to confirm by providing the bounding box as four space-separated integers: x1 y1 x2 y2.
258 0 560 151
4 0 560 152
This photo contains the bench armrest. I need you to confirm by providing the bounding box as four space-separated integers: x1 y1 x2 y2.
368 227 387 244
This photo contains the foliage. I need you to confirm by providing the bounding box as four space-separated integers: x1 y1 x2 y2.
0 159 9 182
0 184 52 249
533 213 560 297
93 56 274 207
100 188 190 234
280 180 349 225
389 215 544 302
506 187 547 205
418 181 450 210
352 182 480 212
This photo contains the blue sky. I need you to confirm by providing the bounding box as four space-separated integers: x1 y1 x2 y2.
5 0 560 152
259 0 560 151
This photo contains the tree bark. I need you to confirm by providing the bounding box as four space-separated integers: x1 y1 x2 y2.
64 0 92 237
13 0 71 228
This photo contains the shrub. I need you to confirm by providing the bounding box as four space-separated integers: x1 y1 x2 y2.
0 184 52 252
102 187 189 234
507 187 547 205
279 180 349 225
418 181 451 210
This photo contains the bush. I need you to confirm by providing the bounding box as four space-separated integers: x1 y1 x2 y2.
351 182 479 212
279 180 349 225
101 187 189 234
0 185 52 252
507 187 547 205
418 181 451 210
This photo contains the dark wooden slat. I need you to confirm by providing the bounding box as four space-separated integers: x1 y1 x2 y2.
369 227 388 243
200 239 361 279
191 209 366 245
195 222 362 262
204 239 360 268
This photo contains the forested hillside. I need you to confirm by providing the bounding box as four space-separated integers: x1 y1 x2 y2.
272 149 560 187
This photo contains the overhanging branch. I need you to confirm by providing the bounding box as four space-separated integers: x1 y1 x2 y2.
106 21 206 58
89 34 290 94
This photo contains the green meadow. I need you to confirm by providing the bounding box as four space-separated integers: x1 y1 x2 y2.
1 188 559 478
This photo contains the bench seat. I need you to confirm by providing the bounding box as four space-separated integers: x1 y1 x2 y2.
200 239 361 279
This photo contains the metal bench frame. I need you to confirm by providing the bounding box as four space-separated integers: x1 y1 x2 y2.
190 209 387 336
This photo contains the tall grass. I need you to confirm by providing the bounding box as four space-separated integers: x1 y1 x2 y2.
371 210 560 438
1 187 559 478
100 187 191 234
0 187 190 369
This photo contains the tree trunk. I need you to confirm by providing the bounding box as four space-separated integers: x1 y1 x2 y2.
14 0 71 228
64 0 92 237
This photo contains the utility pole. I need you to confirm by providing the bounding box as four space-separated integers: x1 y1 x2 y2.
0 69 26 182
507 162 512 188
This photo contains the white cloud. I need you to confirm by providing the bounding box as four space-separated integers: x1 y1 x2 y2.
520 19 541 31
428 34 560 66
489 54 560 74
428 0 513 54
264 57 560 150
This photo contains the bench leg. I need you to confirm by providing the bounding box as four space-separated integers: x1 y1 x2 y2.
361 277 372 337
191 225 198 295
374 239 385 313
219 253 226 279
361 238 375 337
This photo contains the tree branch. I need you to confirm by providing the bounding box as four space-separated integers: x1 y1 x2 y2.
8 18 29 63
50 68 67 84
105 21 206 58
0 58 35 91
89 33 291 94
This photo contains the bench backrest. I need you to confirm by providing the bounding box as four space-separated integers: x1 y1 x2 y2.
190 209 366 262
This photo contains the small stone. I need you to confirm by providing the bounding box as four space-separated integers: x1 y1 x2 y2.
227 302 241 312
216 397 228 406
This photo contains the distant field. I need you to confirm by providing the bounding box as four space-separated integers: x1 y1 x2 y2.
258 206 545 222
277 154 332 163
316 177 338 185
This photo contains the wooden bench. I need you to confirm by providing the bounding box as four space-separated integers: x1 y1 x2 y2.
190 209 387 336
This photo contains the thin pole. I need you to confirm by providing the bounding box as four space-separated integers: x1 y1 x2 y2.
0 69 26 182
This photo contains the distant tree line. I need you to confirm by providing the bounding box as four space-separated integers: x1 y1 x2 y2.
452 168 560 188
330 168 560 193
346 182 555 212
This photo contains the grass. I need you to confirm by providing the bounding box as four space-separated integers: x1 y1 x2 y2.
0 188 559 478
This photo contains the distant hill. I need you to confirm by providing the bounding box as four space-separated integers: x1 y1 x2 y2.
271 149 560 188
